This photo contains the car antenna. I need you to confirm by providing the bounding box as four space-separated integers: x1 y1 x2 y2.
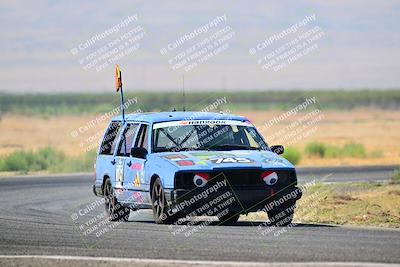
182 74 186 112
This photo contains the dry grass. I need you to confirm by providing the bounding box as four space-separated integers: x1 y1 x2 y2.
241 109 400 166
0 109 399 166
294 183 400 228
0 115 109 157
241 183 400 228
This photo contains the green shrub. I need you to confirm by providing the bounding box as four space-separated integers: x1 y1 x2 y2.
305 141 367 159
282 147 301 165
0 150 34 172
34 147 65 170
341 142 366 158
0 147 94 174
0 147 65 173
390 168 400 184
51 150 96 173
305 142 326 157
324 146 340 158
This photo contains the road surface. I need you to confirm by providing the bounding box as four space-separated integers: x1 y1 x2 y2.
0 165 399 266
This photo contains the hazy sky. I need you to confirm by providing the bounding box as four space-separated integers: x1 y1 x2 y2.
0 0 399 92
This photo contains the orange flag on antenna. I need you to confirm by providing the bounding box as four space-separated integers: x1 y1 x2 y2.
115 64 122 92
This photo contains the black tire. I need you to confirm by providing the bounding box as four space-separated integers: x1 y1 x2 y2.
151 178 176 224
218 213 240 225
104 178 130 221
267 209 294 227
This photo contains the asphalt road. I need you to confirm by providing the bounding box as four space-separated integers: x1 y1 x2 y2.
296 165 398 183
0 165 399 265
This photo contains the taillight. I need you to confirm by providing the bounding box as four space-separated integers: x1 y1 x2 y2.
193 173 210 187
261 171 278 185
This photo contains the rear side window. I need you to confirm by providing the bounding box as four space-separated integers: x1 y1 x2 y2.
117 123 139 156
100 122 121 155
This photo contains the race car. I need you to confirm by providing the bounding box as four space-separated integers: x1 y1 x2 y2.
93 111 302 225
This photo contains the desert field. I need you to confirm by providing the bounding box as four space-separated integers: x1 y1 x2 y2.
0 109 399 167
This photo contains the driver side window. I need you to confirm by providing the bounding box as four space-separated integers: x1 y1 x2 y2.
117 123 139 156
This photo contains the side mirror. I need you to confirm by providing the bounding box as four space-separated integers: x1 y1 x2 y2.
270 145 284 155
130 147 148 159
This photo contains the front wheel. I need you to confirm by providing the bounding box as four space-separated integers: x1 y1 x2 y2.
104 178 130 221
151 178 174 224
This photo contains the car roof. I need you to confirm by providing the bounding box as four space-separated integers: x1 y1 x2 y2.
112 111 248 124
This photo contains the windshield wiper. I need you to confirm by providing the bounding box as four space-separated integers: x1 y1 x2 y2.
191 147 210 151
176 128 195 147
154 148 174 153
159 128 179 146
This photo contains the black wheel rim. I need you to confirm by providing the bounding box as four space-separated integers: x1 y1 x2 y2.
152 182 165 220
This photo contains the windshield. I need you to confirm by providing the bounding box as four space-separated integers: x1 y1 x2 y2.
152 122 268 153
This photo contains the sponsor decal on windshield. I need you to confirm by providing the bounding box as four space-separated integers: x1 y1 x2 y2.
153 120 251 129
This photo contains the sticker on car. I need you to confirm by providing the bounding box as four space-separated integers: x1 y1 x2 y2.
115 158 124 187
210 157 254 164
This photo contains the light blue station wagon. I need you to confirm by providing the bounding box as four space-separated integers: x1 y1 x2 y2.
93 111 302 225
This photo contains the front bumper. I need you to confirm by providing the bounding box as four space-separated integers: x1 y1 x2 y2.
168 185 302 215
168 169 302 216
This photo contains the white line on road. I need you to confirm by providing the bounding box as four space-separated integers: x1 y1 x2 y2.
0 255 398 267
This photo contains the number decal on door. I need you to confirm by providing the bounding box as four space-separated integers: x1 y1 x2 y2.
115 158 124 187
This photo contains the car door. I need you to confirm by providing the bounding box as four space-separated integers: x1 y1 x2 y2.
113 123 140 190
95 121 122 194
123 124 149 198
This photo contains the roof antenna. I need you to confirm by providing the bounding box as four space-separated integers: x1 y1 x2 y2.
182 74 186 112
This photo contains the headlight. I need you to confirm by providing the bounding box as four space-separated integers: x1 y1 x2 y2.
261 171 278 185
193 173 210 187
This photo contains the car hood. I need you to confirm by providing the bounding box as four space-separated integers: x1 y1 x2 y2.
153 150 294 171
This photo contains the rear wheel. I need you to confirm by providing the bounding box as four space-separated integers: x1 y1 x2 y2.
104 178 130 221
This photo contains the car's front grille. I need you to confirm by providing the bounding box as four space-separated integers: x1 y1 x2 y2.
214 170 264 186
175 169 297 190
